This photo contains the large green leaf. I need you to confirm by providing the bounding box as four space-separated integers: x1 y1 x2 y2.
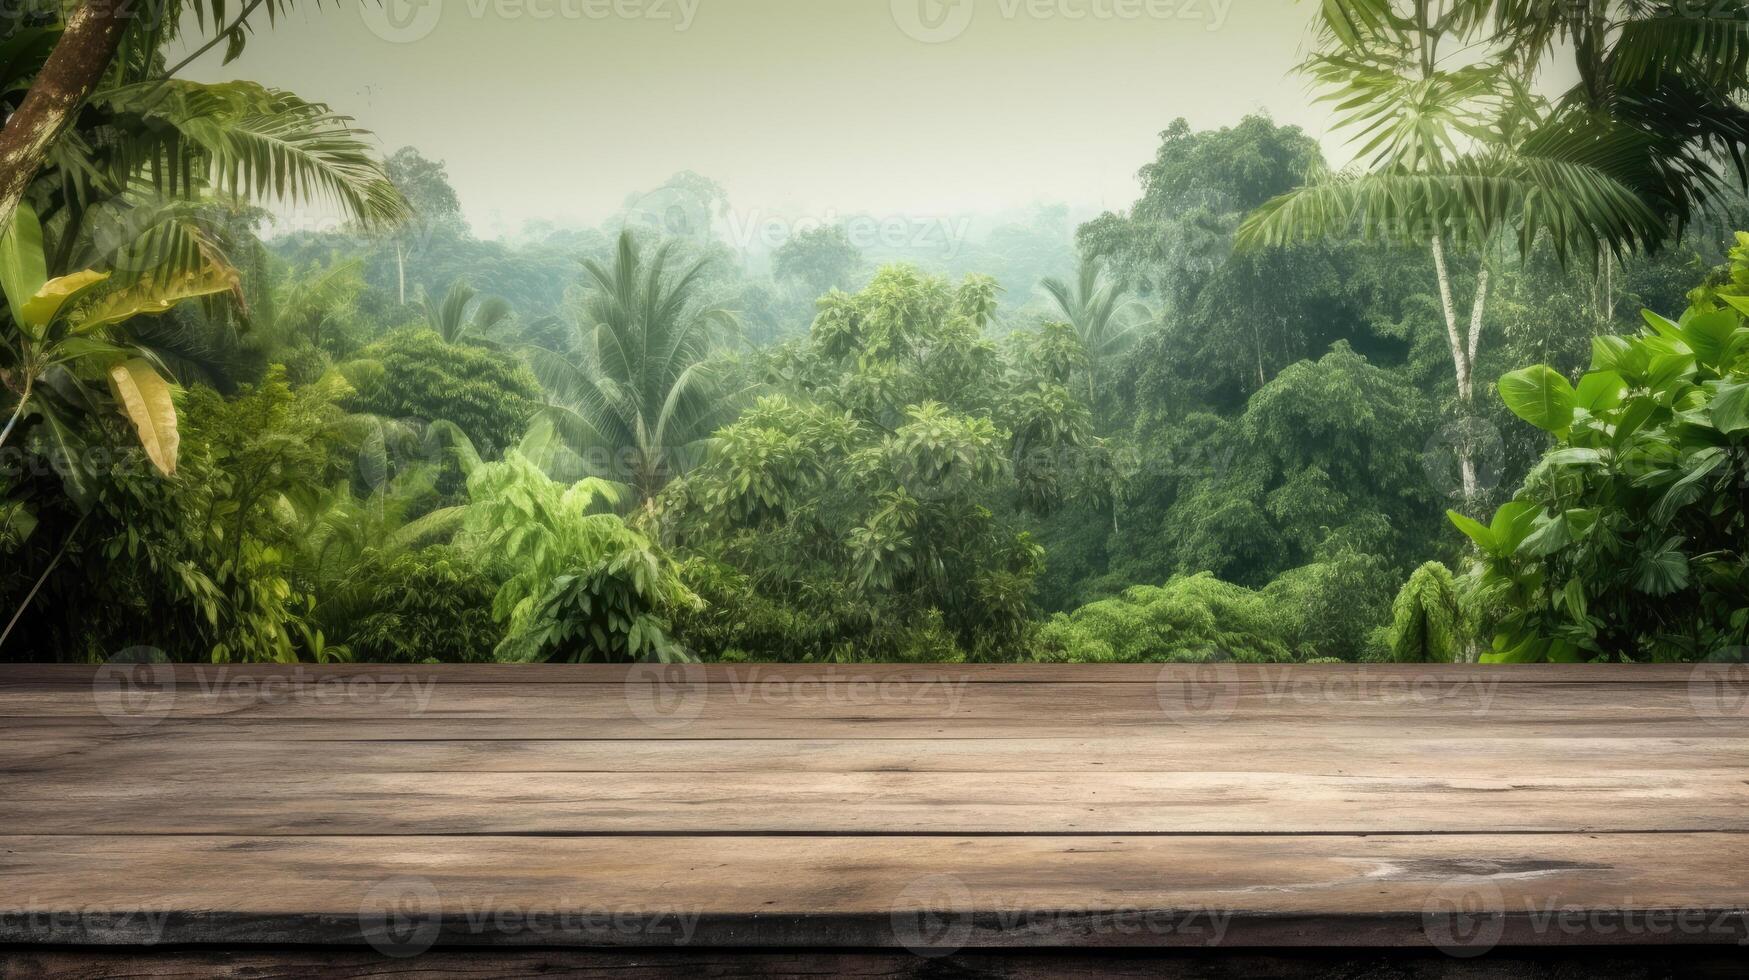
1499 365 1576 434
105 358 179 477
0 201 47 332
1678 309 1741 369
1490 500 1541 555
1712 382 1749 435
1632 536 1691 596
1447 508 1496 554
1573 371 1625 414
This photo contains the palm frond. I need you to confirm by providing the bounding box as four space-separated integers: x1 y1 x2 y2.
82 80 408 228
1237 129 1667 264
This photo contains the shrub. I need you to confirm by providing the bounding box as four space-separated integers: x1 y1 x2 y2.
1456 281 1749 661
466 452 698 663
348 547 501 663
1379 561 1472 663
342 328 539 458
1036 573 1296 662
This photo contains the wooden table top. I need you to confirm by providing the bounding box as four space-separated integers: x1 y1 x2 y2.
3 663 1747 953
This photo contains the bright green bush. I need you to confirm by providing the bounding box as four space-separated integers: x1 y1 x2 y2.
466 452 698 663
348 547 501 663
343 328 540 458
1458 286 1749 661
1036 573 1296 662
1380 561 1472 663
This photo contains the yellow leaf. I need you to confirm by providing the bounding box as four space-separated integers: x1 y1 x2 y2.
19 269 109 333
106 358 179 477
71 265 238 335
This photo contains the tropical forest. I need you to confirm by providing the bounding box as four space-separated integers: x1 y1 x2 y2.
4 0 1749 666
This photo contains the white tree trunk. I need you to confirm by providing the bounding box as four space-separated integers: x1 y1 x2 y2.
1431 237 1491 509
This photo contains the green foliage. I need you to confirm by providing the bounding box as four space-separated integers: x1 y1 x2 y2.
347 547 503 664
12 7 1748 670
1382 562 1472 663
1263 548 1397 661
1461 275 1749 661
422 281 512 346
1108 343 1441 590
1037 573 1296 663
342 328 540 459
527 230 738 502
1043 548 1397 664
465 451 698 662
667 265 1096 661
1079 115 1323 306
773 225 863 296
3 369 356 661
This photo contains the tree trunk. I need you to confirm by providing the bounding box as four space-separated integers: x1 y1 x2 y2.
1604 253 1615 322
0 2 132 235
1431 237 1492 510
396 240 407 305
1430 237 1475 502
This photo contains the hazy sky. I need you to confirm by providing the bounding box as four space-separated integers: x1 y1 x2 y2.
178 0 1341 236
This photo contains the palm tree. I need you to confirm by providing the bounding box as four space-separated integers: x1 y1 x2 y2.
274 259 366 350
1493 0 1749 232
525 230 739 505
0 2 405 236
0 7 404 323
1492 0 1749 317
423 281 512 345
1235 0 1665 507
1039 257 1145 422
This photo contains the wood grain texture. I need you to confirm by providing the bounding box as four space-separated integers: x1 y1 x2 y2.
9 948 1748 979
1 664 1746 952
4 833 1749 948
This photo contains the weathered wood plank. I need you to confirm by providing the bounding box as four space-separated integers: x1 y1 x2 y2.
4 682 1741 728
6 664 1744 954
6 947 1747 979
3 662 1741 684
6 712 1741 741
6 768 1744 835
3 834 1747 948
6 734 1741 778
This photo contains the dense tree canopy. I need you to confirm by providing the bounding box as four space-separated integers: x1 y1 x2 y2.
3 7 1746 666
